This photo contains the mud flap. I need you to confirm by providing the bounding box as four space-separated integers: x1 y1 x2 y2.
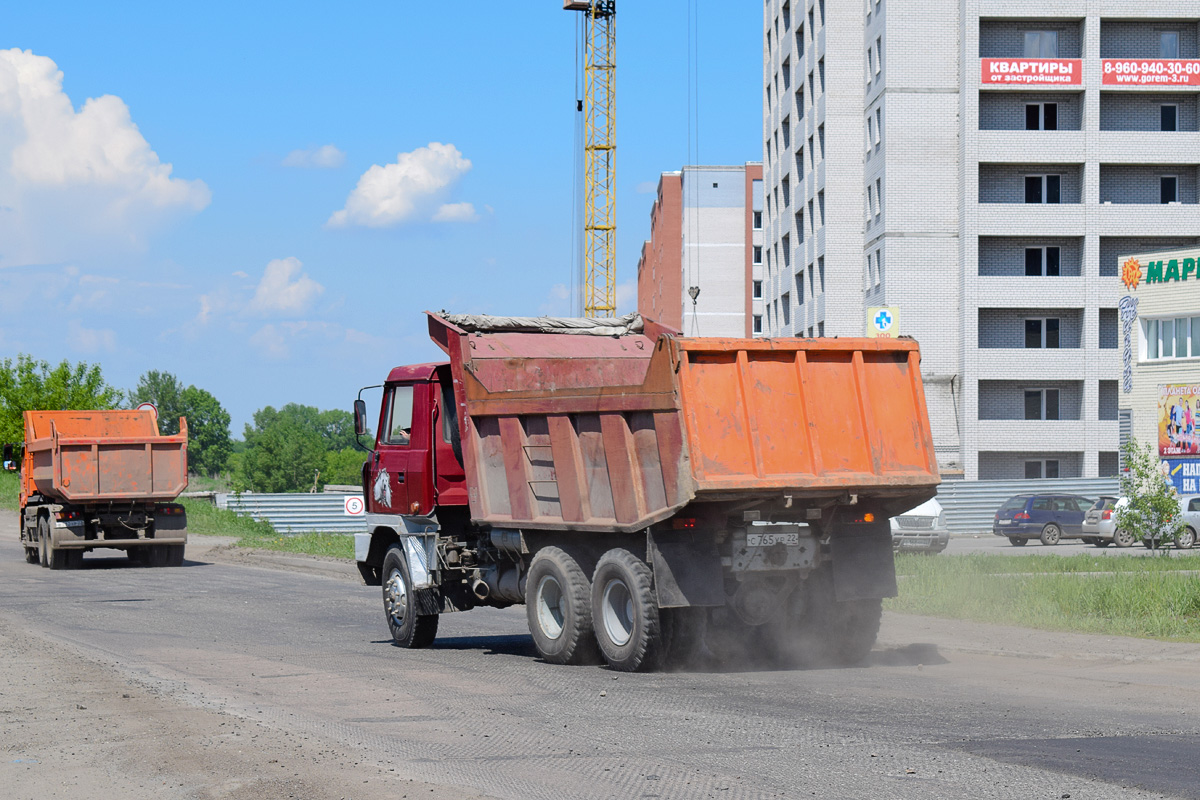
648 531 725 608
829 521 898 601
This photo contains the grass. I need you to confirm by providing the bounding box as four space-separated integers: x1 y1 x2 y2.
0 470 18 510
180 498 355 559
888 552 1200 641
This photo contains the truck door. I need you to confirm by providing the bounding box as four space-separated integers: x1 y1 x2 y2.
371 384 416 515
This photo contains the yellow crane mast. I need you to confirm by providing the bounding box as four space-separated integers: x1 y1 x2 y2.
565 0 616 318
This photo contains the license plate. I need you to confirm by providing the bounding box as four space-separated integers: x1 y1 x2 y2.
747 532 800 547
997 520 1011 526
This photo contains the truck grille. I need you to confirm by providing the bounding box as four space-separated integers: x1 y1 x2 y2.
895 516 935 529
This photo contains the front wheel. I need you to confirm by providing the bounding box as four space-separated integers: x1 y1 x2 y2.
1176 528 1196 550
524 547 601 665
1008 536 1027 547
1039 524 1061 546
591 548 669 672
1112 529 1134 548
382 546 438 648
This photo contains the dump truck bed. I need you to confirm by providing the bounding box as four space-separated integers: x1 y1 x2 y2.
23 410 189 503
429 313 939 533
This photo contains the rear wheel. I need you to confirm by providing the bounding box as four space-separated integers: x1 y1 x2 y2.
1008 536 1027 547
591 548 669 672
37 516 49 567
660 607 706 670
1176 528 1196 550
1112 529 1134 548
45 523 70 570
382 546 438 648
1039 524 1061 546
768 568 881 668
524 547 601 666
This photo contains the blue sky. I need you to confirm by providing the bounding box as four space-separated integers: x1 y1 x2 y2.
0 2 760 433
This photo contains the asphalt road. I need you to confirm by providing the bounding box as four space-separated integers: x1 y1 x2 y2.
3 519 1200 799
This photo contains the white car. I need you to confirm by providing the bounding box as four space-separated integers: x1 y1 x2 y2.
890 498 949 554
1081 496 1135 548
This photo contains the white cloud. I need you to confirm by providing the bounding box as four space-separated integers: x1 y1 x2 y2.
281 144 345 169
327 142 472 228
232 270 249 279
67 320 116 353
432 201 478 223
0 49 210 267
248 257 325 316
249 324 289 359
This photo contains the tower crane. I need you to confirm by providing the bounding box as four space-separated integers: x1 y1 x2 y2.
565 1 616 318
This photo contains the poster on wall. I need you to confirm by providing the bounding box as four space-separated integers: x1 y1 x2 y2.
1164 459 1200 495
1158 384 1200 456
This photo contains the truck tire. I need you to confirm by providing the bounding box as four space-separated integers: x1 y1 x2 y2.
164 545 185 567
773 567 881 668
591 548 669 672
525 547 601 665
43 518 71 570
382 546 438 648
37 516 49 567
827 598 883 665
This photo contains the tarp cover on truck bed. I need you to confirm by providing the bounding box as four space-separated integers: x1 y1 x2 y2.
428 313 939 533
24 410 188 503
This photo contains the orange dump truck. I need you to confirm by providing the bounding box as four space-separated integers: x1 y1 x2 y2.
5 409 190 569
352 313 940 671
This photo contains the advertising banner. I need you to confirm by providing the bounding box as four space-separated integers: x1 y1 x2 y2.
981 58 1082 85
1102 59 1200 86
1158 383 1200 457
866 307 899 338
1164 459 1200 495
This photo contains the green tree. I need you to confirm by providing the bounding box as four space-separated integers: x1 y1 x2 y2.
237 406 326 493
1115 438 1185 551
0 355 122 444
324 447 368 487
128 370 186 434
130 371 233 477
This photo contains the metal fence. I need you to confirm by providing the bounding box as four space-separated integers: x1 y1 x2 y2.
216 492 366 533
936 477 1120 535
215 479 1121 537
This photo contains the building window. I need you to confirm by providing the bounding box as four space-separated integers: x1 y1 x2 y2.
867 115 875 152
1025 388 1060 420
875 37 883 76
752 279 763 299
1025 318 1061 348
1161 105 1178 132
782 59 791 91
1161 31 1180 59
1025 459 1060 479
1023 31 1058 58
817 190 825 226
1144 316 1200 360
874 178 882 218
818 58 825 94
782 176 791 207
753 245 763 265
782 234 791 268
795 24 804 58
753 315 763 334
867 253 874 285
1026 103 1058 131
818 256 825 293
795 210 805 242
753 210 762 230
867 185 875 221
875 248 882 286
796 87 805 120
867 47 875 84
782 292 791 326
1025 175 1061 204
818 125 825 159
1025 246 1061 276
818 321 825 337
1161 176 1179 204
874 108 882 148
782 1 790 31
796 271 805 304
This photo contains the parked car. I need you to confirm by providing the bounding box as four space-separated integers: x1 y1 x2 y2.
1081 496 1135 548
891 498 949 554
992 493 1093 546
1139 494 1199 550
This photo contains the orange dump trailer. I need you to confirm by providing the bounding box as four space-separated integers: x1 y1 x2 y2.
354 313 939 671
10 409 189 569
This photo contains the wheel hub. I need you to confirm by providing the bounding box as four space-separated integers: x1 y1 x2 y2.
600 578 634 647
535 575 565 640
384 568 408 626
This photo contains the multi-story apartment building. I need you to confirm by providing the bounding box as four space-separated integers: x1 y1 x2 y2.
762 0 1200 480
638 164 764 337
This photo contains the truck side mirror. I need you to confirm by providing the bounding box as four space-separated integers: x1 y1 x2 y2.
353 399 368 437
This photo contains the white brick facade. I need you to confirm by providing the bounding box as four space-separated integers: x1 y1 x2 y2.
763 0 1200 480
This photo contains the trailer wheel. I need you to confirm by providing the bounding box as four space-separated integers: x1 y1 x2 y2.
37 516 49 567
382 546 438 648
591 548 668 672
524 547 601 665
